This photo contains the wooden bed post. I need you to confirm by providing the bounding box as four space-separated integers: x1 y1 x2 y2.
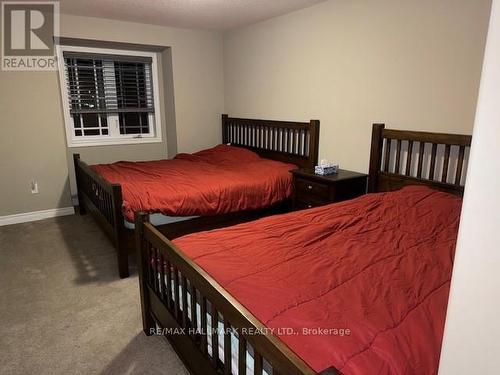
368 123 385 193
111 184 129 279
221 113 229 144
72 153 86 215
135 212 155 335
309 119 320 168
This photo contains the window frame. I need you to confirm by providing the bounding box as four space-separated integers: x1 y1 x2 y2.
56 44 163 147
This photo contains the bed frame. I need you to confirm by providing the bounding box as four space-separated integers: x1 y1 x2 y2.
369 123 472 196
135 123 471 375
73 114 320 278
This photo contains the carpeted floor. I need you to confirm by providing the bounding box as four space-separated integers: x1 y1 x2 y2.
0 214 189 375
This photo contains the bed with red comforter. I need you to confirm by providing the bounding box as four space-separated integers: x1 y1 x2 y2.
92 145 296 222
173 186 461 374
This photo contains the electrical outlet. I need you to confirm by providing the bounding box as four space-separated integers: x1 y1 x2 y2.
30 181 39 194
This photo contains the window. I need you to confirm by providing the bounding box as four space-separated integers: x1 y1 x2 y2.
56 45 162 147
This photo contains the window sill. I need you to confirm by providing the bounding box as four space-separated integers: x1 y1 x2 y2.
67 137 163 148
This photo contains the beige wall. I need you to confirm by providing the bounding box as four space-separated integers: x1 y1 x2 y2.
439 0 500 372
0 71 72 215
223 0 491 173
0 14 224 216
0 1 492 217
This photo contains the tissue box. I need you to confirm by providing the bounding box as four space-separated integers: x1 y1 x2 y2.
314 164 339 175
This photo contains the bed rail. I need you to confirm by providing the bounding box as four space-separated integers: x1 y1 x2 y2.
73 154 131 278
136 213 334 375
368 124 472 196
222 114 320 169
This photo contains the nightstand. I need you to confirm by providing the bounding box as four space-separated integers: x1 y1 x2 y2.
292 168 368 210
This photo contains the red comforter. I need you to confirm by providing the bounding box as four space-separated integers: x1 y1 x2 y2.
174 186 461 374
92 145 295 222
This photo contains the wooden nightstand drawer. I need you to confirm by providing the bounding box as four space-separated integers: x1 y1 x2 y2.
295 177 330 200
296 195 328 210
292 168 368 211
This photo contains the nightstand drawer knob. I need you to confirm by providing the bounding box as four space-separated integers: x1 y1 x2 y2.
307 185 313 190
307 204 312 208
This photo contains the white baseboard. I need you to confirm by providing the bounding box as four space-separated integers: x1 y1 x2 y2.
0 207 75 226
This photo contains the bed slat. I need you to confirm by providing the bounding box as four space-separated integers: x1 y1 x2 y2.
160 253 166 302
395 139 402 173
173 266 180 321
148 243 154 287
384 139 391 173
429 143 438 180
455 145 465 185
166 260 173 310
200 295 208 355
191 284 198 334
255 351 264 375
298 129 303 156
417 142 425 178
211 303 219 368
269 127 274 150
442 144 451 183
406 140 414 176
182 276 189 328
152 247 159 294
224 319 232 375
239 335 247 375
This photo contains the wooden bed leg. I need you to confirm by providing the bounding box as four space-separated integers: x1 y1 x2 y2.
111 184 129 279
73 153 87 215
135 212 155 335
117 238 129 279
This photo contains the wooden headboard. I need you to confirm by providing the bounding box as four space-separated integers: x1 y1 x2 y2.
368 124 472 196
222 114 320 169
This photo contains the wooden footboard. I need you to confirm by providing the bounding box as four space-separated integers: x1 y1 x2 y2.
136 213 334 375
73 154 132 278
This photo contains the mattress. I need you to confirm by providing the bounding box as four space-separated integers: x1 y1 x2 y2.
124 213 198 230
92 144 296 222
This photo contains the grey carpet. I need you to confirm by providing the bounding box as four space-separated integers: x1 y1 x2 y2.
0 214 189 375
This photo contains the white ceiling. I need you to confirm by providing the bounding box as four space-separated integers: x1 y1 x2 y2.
59 0 327 31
